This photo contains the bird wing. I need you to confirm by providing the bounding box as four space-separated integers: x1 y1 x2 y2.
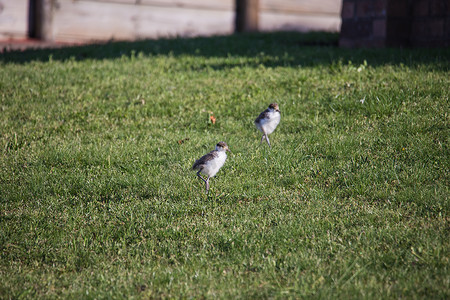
255 109 270 124
192 150 218 170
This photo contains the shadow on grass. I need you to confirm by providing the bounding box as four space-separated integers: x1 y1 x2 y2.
1 31 449 70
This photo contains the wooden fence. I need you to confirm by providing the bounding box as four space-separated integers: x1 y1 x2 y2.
0 0 342 41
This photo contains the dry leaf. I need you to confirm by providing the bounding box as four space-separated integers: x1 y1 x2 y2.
177 138 189 144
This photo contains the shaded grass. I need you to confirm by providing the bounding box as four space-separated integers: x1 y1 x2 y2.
1 32 449 298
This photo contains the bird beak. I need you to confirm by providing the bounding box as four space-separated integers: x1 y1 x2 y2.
226 148 232 153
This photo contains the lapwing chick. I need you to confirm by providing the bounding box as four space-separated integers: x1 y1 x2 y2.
254 103 281 147
192 141 231 193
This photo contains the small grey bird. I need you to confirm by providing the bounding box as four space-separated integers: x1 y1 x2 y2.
254 103 281 147
192 141 231 193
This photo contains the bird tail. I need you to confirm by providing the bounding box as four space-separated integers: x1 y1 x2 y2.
192 160 200 170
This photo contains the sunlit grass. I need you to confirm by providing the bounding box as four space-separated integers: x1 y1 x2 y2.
0 32 449 299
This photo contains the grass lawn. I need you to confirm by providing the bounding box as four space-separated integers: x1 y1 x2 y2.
0 32 449 299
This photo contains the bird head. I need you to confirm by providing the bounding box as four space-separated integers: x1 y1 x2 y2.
216 141 231 153
269 103 280 112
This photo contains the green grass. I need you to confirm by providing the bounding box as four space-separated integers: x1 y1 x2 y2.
0 32 449 299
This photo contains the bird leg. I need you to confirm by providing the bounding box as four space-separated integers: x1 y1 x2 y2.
197 171 207 185
197 171 210 193
265 135 271 148
260 134 265 145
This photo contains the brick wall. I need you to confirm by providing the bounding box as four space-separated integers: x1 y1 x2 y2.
409 0 450 47
340 0 450 47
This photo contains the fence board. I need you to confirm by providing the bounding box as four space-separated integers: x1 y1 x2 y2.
79 0 233 10
260 11 341 32
261 0 341 15
54 0 233 41
0 0 28 39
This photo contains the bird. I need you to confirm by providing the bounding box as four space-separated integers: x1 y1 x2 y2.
192 141 231 193
254 103 281 147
